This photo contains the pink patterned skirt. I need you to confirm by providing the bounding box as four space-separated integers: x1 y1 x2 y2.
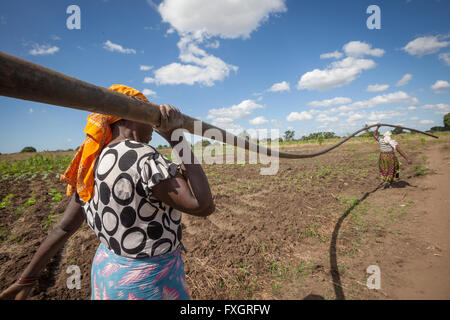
90 243 190 300
379 151 399 182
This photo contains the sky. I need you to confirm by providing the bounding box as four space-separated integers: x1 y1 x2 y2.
0 0 449 153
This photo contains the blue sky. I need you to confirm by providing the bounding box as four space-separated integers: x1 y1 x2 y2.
1 0 449 153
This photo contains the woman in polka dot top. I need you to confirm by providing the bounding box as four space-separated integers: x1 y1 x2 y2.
0 104 215 300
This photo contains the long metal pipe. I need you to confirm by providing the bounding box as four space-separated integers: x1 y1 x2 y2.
0 51 438 159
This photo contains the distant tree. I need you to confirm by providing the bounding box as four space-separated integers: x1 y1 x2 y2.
359 130 374 137
430 126 450 132
21 146 36 153
283 130 295 141
392 127 404 135
317 134 324 145
444 113 450 127
238 130 251 140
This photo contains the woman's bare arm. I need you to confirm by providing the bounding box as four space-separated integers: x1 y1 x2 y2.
395 145 412 164
151 104 215 217
0 194 85 300
373 124 380 141
152 137 215 217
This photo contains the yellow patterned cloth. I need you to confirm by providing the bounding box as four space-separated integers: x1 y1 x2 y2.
60 85 149 202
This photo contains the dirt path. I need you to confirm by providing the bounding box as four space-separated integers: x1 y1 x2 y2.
388 143 450 299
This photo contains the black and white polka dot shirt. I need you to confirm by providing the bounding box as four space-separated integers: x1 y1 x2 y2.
82 140 182 259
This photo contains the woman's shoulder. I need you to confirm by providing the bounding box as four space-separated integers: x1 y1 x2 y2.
106 140 159 154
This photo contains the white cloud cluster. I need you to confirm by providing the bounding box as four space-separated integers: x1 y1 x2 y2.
142 88 157 97
430 80 450 93
297 41 384 91
249 116 269 125
308 97 352 108
286 111 313 122
343 41 385 58
144 35 238 86
140 65 153 71
103 40 136 54
366 84 389 92
267 81 290 92
29 44 59 56
206 99 264 130
439 53 450 66
396 73 413 87
403 35 450 57
148 0 286 86
158 0 286 39
320 51 343 59
423 103 450 115
297 57 376 91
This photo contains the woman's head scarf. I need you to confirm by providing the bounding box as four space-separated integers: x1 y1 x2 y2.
383 130 398 149
60 85 149 202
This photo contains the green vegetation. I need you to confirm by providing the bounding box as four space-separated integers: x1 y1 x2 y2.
42 214 55 231
0 194 14 209
24 198 36 207
0 154 72 180
48 189 63 202
20 146 37 153
445 113 450 127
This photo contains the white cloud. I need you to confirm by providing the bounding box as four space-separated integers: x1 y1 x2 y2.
140 65 153 71
142 88 157 97
316 113 338 123
29 108 33 113
103 40 136 54
366 84 389 92
207 99 263 120
249 116 268 125
67 138 72 142
350 91 418 110
408 106 417 110
145 35 238 86
308 97 352 108
367 110 402 121
423 103 450 115
420 120 434 125
396 73 413 87
29 44 59 56
403 35 450 57
157 0 287 39
297 57 376 91
430 80 450 93
267 81 290 92
346 112 364 123
439 53 450 66
205 40 220 49
50 35 61 41
286 111 313 122
328 91 418 115
148 0 286 87
320 51 343 59
343 41 385 58
410 117 419 121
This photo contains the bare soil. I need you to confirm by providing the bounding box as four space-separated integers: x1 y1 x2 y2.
0 134 449 300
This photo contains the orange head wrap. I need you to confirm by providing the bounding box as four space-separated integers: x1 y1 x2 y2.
60 85 150 202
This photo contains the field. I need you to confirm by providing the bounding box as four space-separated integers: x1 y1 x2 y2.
1 133 449 300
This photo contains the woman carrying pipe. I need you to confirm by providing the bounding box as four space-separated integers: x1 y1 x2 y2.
373 123 412 188
0 85 215 300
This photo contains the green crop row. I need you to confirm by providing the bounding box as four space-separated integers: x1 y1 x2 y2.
0 154 72 177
